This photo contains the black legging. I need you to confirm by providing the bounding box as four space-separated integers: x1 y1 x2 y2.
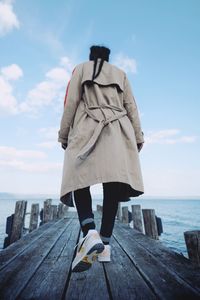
74 182 119 244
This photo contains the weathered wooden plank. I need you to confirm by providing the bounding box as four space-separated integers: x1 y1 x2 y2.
113 220 200 299
95 217 156 299
65 260 110 300
0 218 74 299
65 217 110 300
29 203 39 232
18 218 80 300
0 221 53 270
131 204 143 233
142 209 159 240
184 230 200 266
116 221 200 293
0 212 77 270
10 200 27 244
1 209 199 300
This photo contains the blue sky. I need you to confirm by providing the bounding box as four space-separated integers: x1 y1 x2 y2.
0 0 200 197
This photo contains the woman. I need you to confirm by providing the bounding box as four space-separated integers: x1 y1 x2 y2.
58 45 144 272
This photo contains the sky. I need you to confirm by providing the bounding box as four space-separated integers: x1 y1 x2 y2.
0 0 200 197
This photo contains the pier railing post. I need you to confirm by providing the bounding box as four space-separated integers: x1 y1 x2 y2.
10 200 27 244
131 204 143 233
122 206 129 224
184 230 200 266
29 203 39 232
142 209 159 239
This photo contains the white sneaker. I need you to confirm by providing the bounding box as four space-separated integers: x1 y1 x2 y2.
71 229 105 272
98 244 111 262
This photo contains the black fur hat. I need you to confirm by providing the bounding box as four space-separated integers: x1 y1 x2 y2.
89 45 111 62
89 45 111 80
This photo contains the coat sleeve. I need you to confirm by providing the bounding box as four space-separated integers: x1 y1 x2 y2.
123 74 144 144
58 64 83 144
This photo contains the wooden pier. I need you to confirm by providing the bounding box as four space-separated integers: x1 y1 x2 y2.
0 210 200 300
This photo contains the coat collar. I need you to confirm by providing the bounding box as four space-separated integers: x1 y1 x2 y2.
81 60 125 92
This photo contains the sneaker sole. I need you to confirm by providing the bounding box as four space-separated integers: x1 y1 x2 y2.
72 243 105 272
98 258 111 262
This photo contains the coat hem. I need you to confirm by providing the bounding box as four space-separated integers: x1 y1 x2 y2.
60 176 144 207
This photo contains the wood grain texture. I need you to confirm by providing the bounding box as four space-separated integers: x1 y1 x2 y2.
10 200 27 244
19 218 80 300
65 213 109 300
95 217 157 299
142 209 159 240
0 218 73 299
0 210 199 300
131 204 143 233
29 203 39 232
122 206 129 224
184 230 200 266
113 219 200 299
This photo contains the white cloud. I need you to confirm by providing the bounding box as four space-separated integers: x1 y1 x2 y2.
37 141 58 149
0 146 46 159
19 56 74 113
46 67 70 85
0 1 20 37
0 58 73 115
0 145 61 172
0 63 23 114
60 56 73 69
0 159 62 172
39 127 58 140
37 127 59 149
1 64 23 80
112 53 137 74
145 129 197 145
0 75 18 114
21 81 58 112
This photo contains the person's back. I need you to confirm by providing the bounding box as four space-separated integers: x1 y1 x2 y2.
81 59 125 111
58 45 144 272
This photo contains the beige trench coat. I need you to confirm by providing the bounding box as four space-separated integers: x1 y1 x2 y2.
58 59 144 207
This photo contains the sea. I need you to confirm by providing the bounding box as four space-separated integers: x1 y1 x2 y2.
0 196 199 258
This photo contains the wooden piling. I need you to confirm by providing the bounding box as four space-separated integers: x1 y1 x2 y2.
43 199 53 223
142 209 159 239
117 202 122 221
184 230 200 266
52 205 58 221
29 203 39 232
131 204 143 233
1 211 200 299
10 200 27 244
96 204 103 213
122 206 129 224
57 203 69 219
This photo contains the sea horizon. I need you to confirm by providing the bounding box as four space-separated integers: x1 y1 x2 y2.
0 192 200 200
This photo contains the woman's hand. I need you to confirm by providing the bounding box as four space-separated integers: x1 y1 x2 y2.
137 143 144 152
61 143 68 150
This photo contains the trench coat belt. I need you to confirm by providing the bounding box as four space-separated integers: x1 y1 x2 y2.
76 103 127 161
